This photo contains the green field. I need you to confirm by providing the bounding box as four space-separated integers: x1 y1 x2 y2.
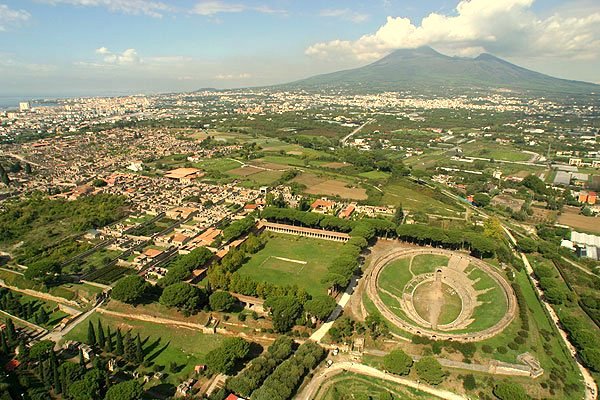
411 254 448 275
317 372 437 400
380 179 464 217
236 234 344 297
64 312 225 382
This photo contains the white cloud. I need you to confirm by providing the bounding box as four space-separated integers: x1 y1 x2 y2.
215 72 251 80
319 8 368 23
306 0 600 61
0 4 31 31
95 47 140 65
191 1 285 16
39 0 172 18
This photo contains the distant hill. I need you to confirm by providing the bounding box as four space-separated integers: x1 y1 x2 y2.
282 46 599 96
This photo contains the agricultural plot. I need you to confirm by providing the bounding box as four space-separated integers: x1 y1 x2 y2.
558 208 600 234
83 264 135 285
236 233 344 297
292 172 367 200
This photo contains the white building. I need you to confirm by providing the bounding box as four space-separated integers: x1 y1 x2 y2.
19 102 30 112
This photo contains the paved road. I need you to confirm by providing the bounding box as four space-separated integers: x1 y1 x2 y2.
310 276 359 342
296 361 467 400
340 118 375 146
43 299 105 344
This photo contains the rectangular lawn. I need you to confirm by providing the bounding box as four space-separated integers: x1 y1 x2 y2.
236 234 344 297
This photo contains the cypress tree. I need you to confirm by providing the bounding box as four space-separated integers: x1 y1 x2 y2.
18 337 28 359
79 348 86 367
115 329 124 356
123 331 134 362
0 331 8 354
87 320 96 346
51 352 61 394
5 318 16 344
97 320 106 348
106 326 113 352
135 334 144 364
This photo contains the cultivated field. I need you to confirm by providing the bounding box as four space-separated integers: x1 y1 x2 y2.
236 233 344 296
558 208 600 234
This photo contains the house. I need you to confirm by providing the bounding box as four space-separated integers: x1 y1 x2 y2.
311 198 335 214
194 364 206 374
225 395 246 400
338 204 355 219
144 248 163 259
164 167 204 183
5 359 20 372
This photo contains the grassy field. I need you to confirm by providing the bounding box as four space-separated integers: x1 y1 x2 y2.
236 233 344 297
64 311 225 382
380 179 464 216
316 372 438 400
411 254 448 275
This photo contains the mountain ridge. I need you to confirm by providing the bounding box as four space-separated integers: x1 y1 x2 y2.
280 46 599 95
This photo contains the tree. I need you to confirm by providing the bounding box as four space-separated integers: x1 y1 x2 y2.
304 296 337 322
111 275 149 304
105 326 113 352
104 380 143 400
87 321 97 346
493 381 530 400
115 329 124 356
383 349 413 375
473 193 491 207
517 237 537 253
0 164 10 186
97 320 106 348
0 331 9 354
264 296 303 332
209 291 237 312
135 334 144 364
159 282 207 312
205 337 250 375
5 318 16 344
462 374 476 391
415 357 445 385
29 340 54 361
24 163 32 174
23 260 61 285
392 204 404 225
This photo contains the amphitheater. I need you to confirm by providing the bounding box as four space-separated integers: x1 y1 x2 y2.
366 247 517 342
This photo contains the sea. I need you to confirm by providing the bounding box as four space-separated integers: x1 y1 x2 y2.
0 96 62 111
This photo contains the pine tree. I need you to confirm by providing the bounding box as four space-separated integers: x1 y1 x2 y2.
97 320 106 348
106 326 113 352
115 329 124 356
87 320 96 346
5 318 16 344
135 334 144 364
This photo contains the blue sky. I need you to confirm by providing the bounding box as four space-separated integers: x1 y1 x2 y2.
0 0 599 96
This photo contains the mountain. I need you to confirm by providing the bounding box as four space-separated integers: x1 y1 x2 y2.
283 47 599 96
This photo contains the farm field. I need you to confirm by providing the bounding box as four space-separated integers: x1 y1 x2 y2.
292 172 367 200
236 233 344 297
558 207 600 234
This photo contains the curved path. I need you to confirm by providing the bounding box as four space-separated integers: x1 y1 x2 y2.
297 361 467 400
365 247 516 342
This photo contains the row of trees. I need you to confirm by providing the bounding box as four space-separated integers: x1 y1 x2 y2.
561 314 600 372
222 216 256 243
87 320 144 365
383 349 446 385
250 341 324 400
0 288 51 326
159 246 214 287
226 336 295 397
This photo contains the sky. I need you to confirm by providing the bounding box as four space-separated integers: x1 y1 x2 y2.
0 0 599 97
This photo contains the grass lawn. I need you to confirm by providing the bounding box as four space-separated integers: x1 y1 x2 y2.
377 258 412 297
358 170 391 181
64 311 225 382
236 233 344 297
316 371 437 400
380 179 464 217
411 254 448 275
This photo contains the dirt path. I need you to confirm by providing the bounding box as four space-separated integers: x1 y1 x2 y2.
427 271 444 329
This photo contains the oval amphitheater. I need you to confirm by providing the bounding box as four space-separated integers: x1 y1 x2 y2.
366 247 517 342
